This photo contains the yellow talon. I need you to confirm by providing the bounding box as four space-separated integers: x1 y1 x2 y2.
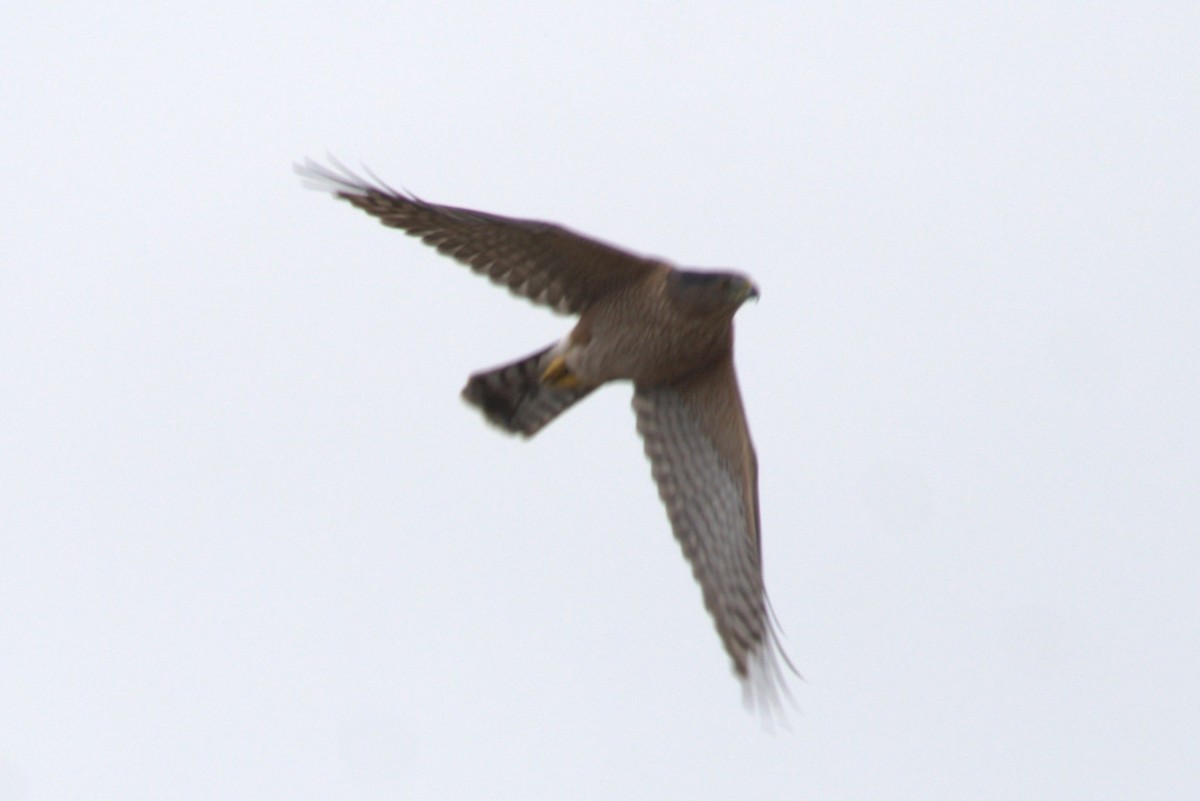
541 354 580 388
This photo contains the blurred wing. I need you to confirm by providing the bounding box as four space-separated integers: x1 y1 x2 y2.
633 357 791 711
296 158 658 314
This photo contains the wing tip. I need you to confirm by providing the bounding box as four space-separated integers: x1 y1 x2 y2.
739 637 801 729
737 607 801 728
293 155 370 196
294 155 413 200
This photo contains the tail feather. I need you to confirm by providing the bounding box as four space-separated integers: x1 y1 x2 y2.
461 347 594 437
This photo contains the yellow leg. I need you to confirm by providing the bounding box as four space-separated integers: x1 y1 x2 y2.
540 354 581 388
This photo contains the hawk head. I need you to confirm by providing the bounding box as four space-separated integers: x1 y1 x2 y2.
667 269 760 317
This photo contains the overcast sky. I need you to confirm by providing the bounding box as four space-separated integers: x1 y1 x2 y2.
3 3 1198 799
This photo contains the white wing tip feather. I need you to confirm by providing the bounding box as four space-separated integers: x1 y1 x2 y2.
293 156 377 197
741 634 800 729
295 156 418 206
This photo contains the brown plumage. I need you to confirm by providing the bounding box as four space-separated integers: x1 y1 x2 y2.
297 158 792 710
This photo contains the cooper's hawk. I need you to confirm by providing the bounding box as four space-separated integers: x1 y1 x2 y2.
297 158 792 709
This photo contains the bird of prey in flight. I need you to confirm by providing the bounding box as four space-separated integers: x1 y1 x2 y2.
297 158 792 710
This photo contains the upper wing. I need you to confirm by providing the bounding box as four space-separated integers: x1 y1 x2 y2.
296 158 658 314
632 356 792 712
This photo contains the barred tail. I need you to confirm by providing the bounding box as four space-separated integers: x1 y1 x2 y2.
461 346 595 437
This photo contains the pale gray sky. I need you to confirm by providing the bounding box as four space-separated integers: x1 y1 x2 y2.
3 3 1198 799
